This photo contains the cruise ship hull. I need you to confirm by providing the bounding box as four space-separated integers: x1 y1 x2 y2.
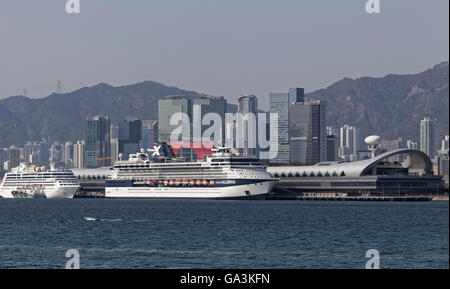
44 186 79 199
105 180 277 199
0 185 79 199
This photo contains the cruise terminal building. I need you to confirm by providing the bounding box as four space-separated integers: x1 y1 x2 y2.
267 149 445 197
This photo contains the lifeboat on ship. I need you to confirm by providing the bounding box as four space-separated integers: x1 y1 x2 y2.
196 180 203 186
169 179 175 186
163 180 169 186
189 179 196 186
182 179 189 186
175 179 181 186
202 180 209 186
209 180 215 186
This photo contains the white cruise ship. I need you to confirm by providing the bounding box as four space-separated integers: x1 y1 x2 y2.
0 163 80 199
105 143 277 199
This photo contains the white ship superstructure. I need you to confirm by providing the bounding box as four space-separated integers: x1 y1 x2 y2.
0 163 80 199
105 144 277 199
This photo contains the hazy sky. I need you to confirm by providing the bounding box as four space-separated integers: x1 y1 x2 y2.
0 0 448 109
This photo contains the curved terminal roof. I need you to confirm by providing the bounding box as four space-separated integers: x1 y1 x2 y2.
71 167 112 179
267 149 433 178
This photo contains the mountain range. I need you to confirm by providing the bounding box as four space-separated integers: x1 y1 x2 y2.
0 62 448 151
306 61 449 150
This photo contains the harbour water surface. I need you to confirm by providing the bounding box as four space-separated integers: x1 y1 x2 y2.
0 199 448 269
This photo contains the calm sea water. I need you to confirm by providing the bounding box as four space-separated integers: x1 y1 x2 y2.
0 199 448 269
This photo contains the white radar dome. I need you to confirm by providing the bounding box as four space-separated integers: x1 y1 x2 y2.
365 135 381 145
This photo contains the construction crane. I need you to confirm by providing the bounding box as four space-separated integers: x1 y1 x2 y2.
97 156 112 167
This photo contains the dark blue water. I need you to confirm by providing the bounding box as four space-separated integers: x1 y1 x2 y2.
0 199 448 269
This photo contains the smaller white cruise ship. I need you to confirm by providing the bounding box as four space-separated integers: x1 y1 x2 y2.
0 163 80 199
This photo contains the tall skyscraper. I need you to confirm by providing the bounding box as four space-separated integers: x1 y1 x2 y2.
110 125 119 164
110 125 119 139
406 140 418 150
420 117 434 157
237 95 258 157
269 93 289 163
73 141 85 168
158 96 191 143
63 142 74 167
326 126 337 137
339 125 360 158
192 96 227 145
289 100 327 164
8 145 20 169
39 139 50 166
326 135 339 162
85 116 111 168
438 135 449 156
111 138 119 164
289 87 305 103
269 87 305 163
50 143 62 163
118 119 142 158
142 120 159 150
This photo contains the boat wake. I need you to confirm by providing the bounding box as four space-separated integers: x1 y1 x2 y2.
84 217 152 222
84 217 123 222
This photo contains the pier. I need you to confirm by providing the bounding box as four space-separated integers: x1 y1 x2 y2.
266 193 448 202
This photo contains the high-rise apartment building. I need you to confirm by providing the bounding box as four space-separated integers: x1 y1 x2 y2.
85 116 111 168
407 140 418 150
420 117 434 157
73 141 85 168
339 125 360 158
63 142 74 167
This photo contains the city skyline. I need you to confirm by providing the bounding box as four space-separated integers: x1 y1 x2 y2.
0 0 448 272
1 101 447 169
